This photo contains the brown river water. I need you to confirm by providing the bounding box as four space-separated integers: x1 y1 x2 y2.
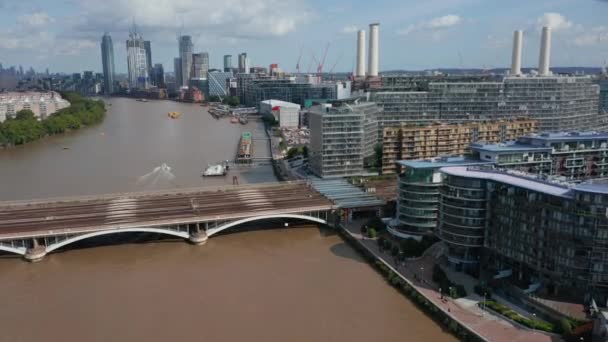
0 99 455 342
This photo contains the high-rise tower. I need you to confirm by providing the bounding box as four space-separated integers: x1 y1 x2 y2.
126 23 148 89
178 35 193 87
101 33 115 94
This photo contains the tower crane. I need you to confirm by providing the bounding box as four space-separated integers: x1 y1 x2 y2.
317 43 330 76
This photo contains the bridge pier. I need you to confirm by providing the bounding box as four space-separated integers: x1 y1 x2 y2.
24 239 46 262
188 231 208 245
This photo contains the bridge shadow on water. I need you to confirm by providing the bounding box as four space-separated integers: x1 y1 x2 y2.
329 242 366 264
49 232 183 255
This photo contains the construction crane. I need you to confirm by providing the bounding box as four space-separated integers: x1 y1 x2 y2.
307 53 317 74
295 47 304 74
328 51 344 80
317 43 330 76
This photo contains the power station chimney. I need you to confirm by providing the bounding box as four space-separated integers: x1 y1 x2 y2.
538 26 552 76
368 23 379 77
356 30 366 77
510 30 523 76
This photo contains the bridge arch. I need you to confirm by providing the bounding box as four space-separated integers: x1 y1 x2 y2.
0 245 27 256
45 228 190 254
206 214 327 237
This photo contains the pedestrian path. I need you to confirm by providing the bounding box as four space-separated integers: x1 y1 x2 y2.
342 222 561 342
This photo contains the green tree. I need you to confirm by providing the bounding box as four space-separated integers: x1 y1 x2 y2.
374 143 383 169
225 96 239 107
286 147 301 159
368 228 377 238
15 109 36 121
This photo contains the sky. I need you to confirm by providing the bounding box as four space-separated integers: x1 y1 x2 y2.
0 0 607 74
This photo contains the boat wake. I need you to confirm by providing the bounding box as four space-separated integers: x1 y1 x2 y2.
136 163 177 188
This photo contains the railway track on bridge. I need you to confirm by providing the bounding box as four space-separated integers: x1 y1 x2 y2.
0 183 334 240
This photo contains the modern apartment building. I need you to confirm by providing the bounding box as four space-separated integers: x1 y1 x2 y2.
126 28 148 89
382 119 537 174
390 157 492 240
437 166 608 302
0 91 70 122
238 53 249 74
309 100 382 178
243 79 337 107
100 33 115 95
178 36 193 87
472 132 608 180
373 76 601 133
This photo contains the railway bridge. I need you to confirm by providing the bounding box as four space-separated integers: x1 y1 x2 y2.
0 182 335 262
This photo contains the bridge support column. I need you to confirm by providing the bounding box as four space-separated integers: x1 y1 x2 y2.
24 238 46 262
188 229 208 245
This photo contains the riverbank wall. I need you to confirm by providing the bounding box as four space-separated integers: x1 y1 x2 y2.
336 225 488 342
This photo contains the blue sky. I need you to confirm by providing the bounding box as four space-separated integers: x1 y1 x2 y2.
0 0 607 74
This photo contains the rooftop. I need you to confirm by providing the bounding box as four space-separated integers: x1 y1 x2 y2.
397 156 492 169
310 179 386 209
440 166 574 198
524 131 608 142
470 142 551 153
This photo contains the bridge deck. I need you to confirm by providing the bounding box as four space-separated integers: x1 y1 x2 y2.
0 183 333 240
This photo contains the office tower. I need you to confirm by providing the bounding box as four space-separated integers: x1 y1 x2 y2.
223 55 232 72
178 35 193 87
191 52 209 79
101 33 115 94
152 64 165 88
174 58 182 88
126 25 148 89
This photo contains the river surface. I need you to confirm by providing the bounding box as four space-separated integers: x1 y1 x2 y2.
0 97 275 201
0 228 454 342
0 99 454 341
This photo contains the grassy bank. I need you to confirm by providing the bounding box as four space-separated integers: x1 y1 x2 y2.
0 92 106 147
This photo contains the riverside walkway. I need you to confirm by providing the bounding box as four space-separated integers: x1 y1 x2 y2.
342 221 561 342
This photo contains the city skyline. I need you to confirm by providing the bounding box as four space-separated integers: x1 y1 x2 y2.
0 0 607 74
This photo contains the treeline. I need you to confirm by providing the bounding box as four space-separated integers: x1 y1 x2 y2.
0 92 106 147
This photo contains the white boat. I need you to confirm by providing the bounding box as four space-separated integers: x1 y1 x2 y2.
202 163 227 177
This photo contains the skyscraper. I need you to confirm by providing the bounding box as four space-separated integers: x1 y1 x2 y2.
223 55 232 72
238 53 249 73
191 52 209 79
126 25 148 89
178 35 193 87
144 41 152 80
152 64 165 88
174 57 182 88
101 33 115 94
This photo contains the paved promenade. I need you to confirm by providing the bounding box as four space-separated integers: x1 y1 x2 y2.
342 222 561 342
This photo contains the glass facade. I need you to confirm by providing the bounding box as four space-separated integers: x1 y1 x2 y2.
438 166 608 301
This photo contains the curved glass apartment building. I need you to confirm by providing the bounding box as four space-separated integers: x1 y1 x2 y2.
438 166 608 302
437 172 488 271
390 158 491 240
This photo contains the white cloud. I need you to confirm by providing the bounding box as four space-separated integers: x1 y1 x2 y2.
341 25 358 34
574 26 608 46
398 14 463 36
17 12 55 28
67 0 310 42
428 14 462 29
537 12 573 31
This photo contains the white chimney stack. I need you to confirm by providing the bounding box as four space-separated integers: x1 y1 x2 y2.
368 23 379 77
538 26 552 76
356 30 366 77
510 30 523 76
